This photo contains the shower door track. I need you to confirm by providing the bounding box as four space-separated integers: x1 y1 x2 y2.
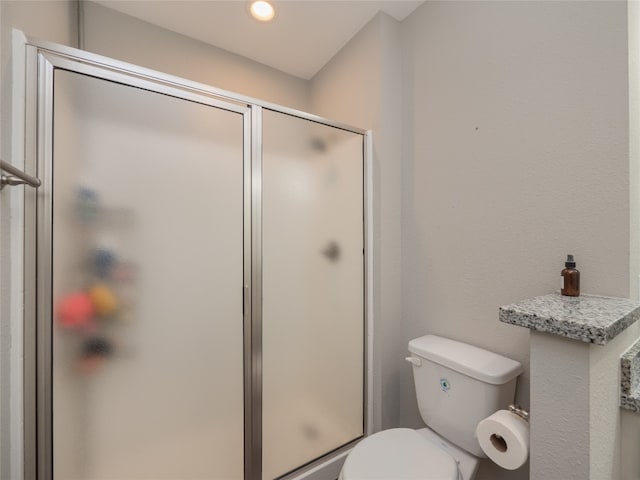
18 36 373 480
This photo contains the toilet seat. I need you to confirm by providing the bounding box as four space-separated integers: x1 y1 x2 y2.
341 428 459 480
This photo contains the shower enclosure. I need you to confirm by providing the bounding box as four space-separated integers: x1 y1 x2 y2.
19 40 370 480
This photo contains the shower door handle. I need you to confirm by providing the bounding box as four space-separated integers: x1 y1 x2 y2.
0 159 41 189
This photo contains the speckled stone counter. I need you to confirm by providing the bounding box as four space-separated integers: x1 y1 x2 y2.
621 339 640 412
499 293 640 345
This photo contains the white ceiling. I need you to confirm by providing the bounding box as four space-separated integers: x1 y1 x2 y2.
93 0 424 80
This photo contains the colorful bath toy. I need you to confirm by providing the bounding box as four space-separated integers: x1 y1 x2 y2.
77 336 114 374
82 336 113 357
92 248 117 278
89 284 119 317
57 292 95 328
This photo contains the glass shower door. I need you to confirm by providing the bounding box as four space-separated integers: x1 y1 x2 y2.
49 70 246 479
261 110 365 479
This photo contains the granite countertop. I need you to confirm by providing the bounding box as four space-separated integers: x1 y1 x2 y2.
499 293 640 345
621 339 640 412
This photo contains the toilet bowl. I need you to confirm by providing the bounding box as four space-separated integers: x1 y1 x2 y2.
339 335 523 480
340 427 479 480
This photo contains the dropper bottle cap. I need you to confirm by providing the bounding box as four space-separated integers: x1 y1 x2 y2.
565 254 576 268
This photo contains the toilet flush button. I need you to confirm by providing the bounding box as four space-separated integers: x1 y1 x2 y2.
405 356 422 367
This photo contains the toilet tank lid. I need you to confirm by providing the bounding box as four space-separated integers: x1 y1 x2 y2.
408 335 523 385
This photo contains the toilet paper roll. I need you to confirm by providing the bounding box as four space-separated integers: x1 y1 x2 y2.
475 409 529 470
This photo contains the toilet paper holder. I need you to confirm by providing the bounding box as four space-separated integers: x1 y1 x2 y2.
508 404 529 422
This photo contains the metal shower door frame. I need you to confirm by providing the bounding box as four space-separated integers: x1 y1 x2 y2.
24 44 255 480
20 38 371 480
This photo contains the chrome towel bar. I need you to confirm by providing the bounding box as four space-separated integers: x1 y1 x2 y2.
1 159 41 190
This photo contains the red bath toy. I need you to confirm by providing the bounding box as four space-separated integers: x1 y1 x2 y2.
56 292 95 328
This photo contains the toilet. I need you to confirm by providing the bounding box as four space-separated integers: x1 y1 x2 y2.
340 335 523 480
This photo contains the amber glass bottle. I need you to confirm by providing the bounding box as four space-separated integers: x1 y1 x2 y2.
561 254 580 296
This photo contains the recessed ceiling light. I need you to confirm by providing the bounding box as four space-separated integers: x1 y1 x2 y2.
249 0 276 22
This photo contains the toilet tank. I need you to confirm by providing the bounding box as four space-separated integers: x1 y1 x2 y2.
407 335 522 458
